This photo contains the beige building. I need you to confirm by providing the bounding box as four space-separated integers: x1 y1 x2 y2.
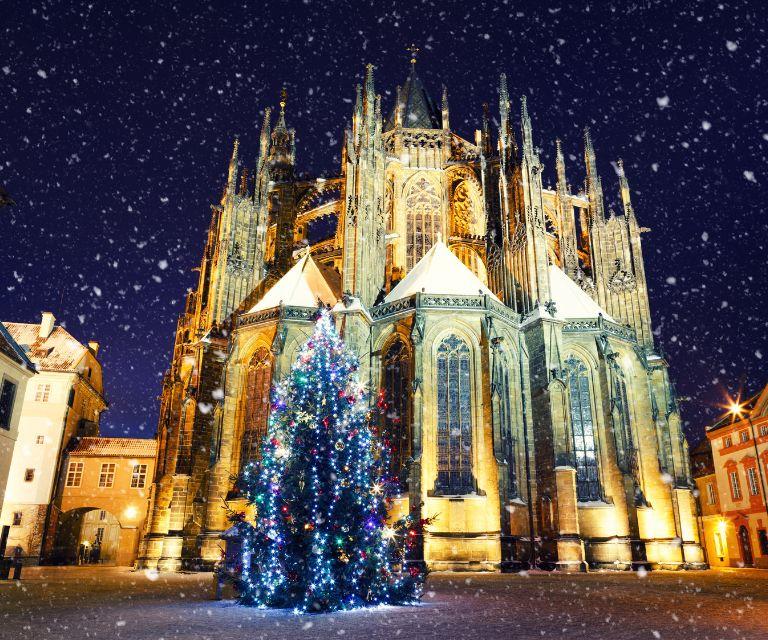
698 385 768 568
0 322 36 553
0 312 106 561
140 62 704 572
49 437 157 566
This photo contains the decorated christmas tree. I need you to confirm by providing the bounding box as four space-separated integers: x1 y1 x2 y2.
233 310 428 613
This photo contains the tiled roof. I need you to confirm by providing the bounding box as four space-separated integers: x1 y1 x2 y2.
0 322 35 371
385 67 441 131
249 252 338 312
3 323 87 372
68 437 157 458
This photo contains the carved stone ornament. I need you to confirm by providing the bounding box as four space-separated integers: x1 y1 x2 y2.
607 259 637 293
410 311 426 345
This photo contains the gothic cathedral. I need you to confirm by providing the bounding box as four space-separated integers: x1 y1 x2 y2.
138 60 705 572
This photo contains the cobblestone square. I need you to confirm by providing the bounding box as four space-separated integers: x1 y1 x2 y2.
1 567 766 640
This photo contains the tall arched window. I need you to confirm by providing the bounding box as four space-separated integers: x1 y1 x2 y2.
566 356 601 501
436 335 474 494
241 347 272 468
381 338 412 488
405 176 442 271
495 351 518 498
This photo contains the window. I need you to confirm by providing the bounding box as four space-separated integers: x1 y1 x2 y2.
382 338 412 487
729 470 742 500
34 383 51 402
740 430 750 444
95 527 104 543
99 510 106 521
405 176 442 271
714 531 725 558
760 424 768 438
435 335 474 494
566 357 601 501
706 481 717 505
98 463 115 488
0 378 17 430
723 436 733 448
23 468 34 482
35 435 45 445
131 464 148 488
495 350 518 498
241 347 272 469
759 530 768 556
12 512 22 526
65 462 83 487
747 467 760 496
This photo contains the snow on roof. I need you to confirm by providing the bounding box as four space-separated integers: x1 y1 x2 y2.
384 240 498 303
547 264 614 321
0 322 35 371
69 437 157 458
249 252 338 313
4 323 88 372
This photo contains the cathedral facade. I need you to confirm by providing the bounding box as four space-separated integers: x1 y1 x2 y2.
138 62 704 572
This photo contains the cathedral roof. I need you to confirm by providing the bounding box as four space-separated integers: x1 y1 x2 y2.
547 264 614 321
385 66 441 131
384 240 498 303
249 252 338 312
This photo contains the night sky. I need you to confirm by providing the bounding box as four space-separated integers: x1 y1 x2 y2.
2 1 766 441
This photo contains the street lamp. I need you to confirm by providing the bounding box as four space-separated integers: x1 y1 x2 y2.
728 401 768 522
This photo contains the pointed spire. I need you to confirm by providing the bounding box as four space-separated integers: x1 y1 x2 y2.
499 73 510 147
268 88 295 182
584 128 605 221
275 87 288 130
364 63 375 131
258 108 272 160
441 84 449 131
555 139 567 190
226 137 240 194
617 158 634 219
521 95 534 156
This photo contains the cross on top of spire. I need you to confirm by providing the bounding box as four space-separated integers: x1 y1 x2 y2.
407 43 420 66
279 87 287 114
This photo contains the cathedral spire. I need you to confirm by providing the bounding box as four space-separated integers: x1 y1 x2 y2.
617 158 634 220
555 139 567 191
584 127 605 222
268 88 295 182
441 85 450 131
521 95 534 157
257 108 272 170
498 73 510 151
226 137 240 197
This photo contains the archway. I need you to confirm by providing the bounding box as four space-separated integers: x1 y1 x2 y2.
53 507 121 565
738 525 753 566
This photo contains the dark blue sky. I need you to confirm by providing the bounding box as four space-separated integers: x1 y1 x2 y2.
2 1 766 440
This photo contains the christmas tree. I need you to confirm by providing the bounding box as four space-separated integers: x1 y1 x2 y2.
233 310 428 613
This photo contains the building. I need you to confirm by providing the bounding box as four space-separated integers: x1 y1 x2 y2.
0 322 36 554
701 385 768 568
139 60 704 572
0 312 107 562
690 438 728 567
47 437 157 566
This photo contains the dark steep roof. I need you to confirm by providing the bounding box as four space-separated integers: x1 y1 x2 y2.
385 67 441 131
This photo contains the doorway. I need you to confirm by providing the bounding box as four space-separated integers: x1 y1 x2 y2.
738 525 753 566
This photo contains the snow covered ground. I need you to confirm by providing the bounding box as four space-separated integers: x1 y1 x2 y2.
0 566 765 639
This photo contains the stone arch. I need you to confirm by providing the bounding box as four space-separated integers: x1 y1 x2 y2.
449 177 484 237
239 346 273 467
52 507 123 565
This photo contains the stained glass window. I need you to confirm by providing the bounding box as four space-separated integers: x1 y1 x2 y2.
382 338 412 488
241 347 272 468
405 176 442 271
496 353 518 497
566 357 601 501
436 335 474 494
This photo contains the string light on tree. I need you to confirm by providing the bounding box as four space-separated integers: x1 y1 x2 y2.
232 309 430 613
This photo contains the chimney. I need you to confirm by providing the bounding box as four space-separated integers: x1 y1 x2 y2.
39 312 56 339
87 341 100 357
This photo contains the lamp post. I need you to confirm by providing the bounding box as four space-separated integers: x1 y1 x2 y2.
729 402 768 522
